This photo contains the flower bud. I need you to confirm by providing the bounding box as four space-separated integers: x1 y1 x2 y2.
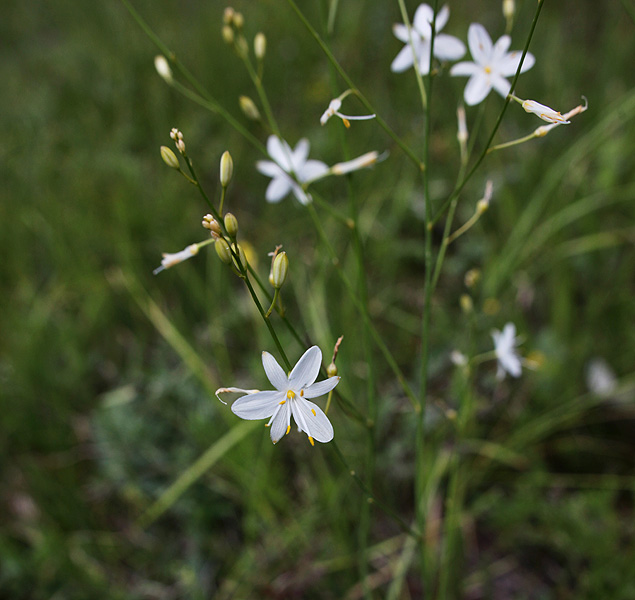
460 294 473 314
220 151 233 187
215 238 232 264
239 95 261 121
223 7 235 25
326 362 338 377
233 11 244 29
464 268 481 288
224 212 239 237
202 214 222 236
154 55 173 84
503 0 515 21
160 146 180 169
254 33 266 60
222 25 234 45
269 251 288 289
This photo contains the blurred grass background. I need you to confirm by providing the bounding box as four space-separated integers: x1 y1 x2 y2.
1 0 634 598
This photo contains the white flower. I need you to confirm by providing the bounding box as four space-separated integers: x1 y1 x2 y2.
256 136 328 205
450 23 535 106
153 243 198 275
154 55 173 84
227 346 340 445
391 4 465 75
534 96 588 137
320 98 375 126
491 322 522 379
521 99 569 124
586 358 617 398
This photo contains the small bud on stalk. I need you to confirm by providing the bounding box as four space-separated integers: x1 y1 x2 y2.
154 55 173 84
160 146 180 169
239 96 261 121
254 33 266 60
224 212 239 237
215 238 232 264
220 151 233 187
270 251 289 289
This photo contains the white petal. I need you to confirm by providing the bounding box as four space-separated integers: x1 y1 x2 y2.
392 23 409 43
450 61 480 77
435 5 450 32
256 160 283 178
490 73 511 98
492 35 511 60
266 176 292 203
215 387 259 405
231 390 284 420
292 399 334 443
299 159 329 182
262 351 288 391
413 4 434 37
291 138 310 170
498 50 535 77
499 352 522 378
303 376 340 399
291 183 312 205
288 346 322 389
468 23 492 65
434 34 466 61
417 42 432 75
463 73 492 106
269 401 291 443
267 136 293 171
391 44 416 72
502 322 517 345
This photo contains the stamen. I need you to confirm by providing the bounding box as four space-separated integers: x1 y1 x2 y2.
311 409 316 416
286 390 295 399
342 118 351 129
308 436 315 447
286 425 291 435
484 66 492 74
279 399 286 405
300 390 304 397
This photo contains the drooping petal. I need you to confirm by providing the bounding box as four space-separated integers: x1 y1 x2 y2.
463 73 492 106
256 160 283 178
392 23 410 43
303 376 340 399
468 23 493 65
498 50 535 77
435 5 450 32
215 387 260 405
391 43 416 72
450 61 480 77
288 346 322 390
299 159 329 183
292 399 334 443
267 136 293 172
413 4 434 37
490 73 511 98
434 34 466 61
262 351 288 391
291 138 310 170
231 390 284 420
265 176 292 203
269 401 291 443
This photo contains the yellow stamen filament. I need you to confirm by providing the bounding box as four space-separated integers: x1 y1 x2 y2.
308 436 315 446
311 409 316 416
286 425 291 435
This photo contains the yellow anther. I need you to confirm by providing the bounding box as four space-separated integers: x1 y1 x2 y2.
286 390 296 399
311 409 316 417
300 390 304 397
265 423 270 427
308 436 315 447
286 425 291 435
343 118 351 129
484 66 492 74
279 399 286 405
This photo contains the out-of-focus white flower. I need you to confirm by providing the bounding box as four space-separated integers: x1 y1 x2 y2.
331 151 381 176
256 136 328 205
491 322 522 379
224 346 340 445
586 358 618 398
153 243 199 275
154 55 173 84
534 97 588 137
476 179 494 214
391 4 465 74
450 23 535 106
450 350 468 367
320 98 375 127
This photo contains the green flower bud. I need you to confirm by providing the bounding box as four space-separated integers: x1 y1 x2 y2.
270 251 288 289
326 362 338 377
222 25 234 45
224 212 239 237
233 11 244 29
160 146 180 169
239 95 261 121
254 33 266 60
220 151 233 187
215 238 232 264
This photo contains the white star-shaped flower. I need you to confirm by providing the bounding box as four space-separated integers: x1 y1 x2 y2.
391 4 465 75
450 23 535 106
227 346 340 445
491 322 522 379
256 136 328 205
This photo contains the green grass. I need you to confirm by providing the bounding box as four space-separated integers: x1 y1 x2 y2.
1 0 634 598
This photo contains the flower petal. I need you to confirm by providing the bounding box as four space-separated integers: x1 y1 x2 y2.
267 136 293 171
391 44 416 72
299 159 329 182
291 399 334 443
392 23 410 43
450 61 480 77
434 34 466 61
256 160 283 178
498 50 535 77
266 176 292 203
468 23 492 65
215 387 259 405
492 35 511 60
291 183 312 205
269 401 291 443
500 352 522 377
262 351 288 391
303 376 340 399
417 42 432 75
288 346 322 389
291 138 310 170
435 5 450 32
231 390 284 420
463 73 492 106
490 73 511 98
413 4 434 37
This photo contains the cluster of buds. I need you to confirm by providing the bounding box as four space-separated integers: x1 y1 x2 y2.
202 214 222 238
170 128 186 154
222 7 248 56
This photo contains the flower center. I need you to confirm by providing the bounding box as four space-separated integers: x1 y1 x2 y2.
484 65 492 74
287 389 296 400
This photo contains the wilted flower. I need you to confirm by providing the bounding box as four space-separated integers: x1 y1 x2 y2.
320 97 375 127
330 151 381 175
256 136 328 204
222 346 340 445
391 4 465 74
491 322 522 379
450 23 535 106
153 243 199 275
